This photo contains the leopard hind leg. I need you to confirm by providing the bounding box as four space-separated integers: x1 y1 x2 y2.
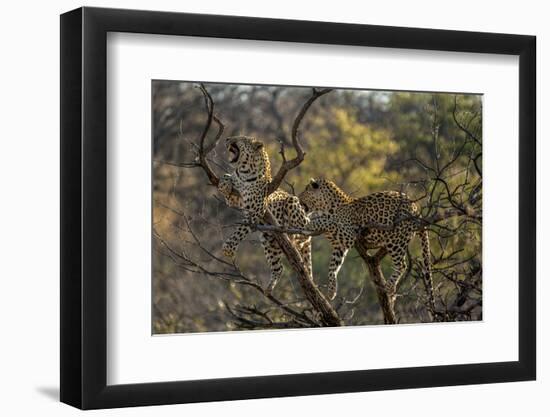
384 229 412 297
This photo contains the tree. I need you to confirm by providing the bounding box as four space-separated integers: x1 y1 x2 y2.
152 82 482 332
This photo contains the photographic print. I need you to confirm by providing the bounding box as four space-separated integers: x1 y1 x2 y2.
152 81 482 334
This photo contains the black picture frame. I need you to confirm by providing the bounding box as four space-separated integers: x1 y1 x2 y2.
60 6 536 410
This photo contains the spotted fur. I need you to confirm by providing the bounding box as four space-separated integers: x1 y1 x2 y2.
299 178 435 309
218 136 312 295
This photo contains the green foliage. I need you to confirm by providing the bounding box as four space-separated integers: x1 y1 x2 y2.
302 107 399 192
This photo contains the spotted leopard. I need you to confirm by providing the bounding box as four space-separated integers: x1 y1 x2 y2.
299 178 435 311
218 136 312 295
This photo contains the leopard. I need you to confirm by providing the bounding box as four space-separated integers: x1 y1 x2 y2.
298 178 435 312
218 135 312 295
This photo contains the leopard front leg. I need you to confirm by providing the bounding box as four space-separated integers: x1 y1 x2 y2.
222 224 252 260
325 227 356 301
326 246 348 300
222 188 266 260
218 174 241 207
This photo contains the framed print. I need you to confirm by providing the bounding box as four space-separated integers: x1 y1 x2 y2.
60 6 536 410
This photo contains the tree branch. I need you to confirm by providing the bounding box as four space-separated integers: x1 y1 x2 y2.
267 88 332 194
196 83 225 187
452 95 481 147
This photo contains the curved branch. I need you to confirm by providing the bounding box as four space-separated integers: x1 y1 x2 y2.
196 83 224 187
268 88 332 194
204 115 225 154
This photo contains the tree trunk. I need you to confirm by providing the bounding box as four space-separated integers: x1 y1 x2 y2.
354 241 397 324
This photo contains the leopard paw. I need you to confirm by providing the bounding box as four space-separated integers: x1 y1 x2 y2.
263 285 274 297
327 280 338 301
384 280 397 297
222 242 236 260
218 174 233 196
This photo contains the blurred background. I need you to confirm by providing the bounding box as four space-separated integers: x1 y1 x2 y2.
152 81 482 333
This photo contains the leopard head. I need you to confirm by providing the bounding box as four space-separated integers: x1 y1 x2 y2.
298 178 352 214
225 136 272 183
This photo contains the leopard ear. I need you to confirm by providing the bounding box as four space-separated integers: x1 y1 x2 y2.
252 141 264 151
310 178 319 189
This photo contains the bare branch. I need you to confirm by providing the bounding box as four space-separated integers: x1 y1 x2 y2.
453 95 481 146
243 222 324 237
196 83 224 187
268 88 332 194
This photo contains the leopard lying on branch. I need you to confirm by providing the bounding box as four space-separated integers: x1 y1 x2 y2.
298 178 435 311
